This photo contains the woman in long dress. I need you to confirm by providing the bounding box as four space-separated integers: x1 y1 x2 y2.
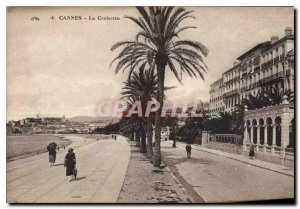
249 144 255 159
64 148 76 182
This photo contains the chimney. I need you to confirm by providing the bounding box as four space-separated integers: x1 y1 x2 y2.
271 36 279 44
285 27 293 36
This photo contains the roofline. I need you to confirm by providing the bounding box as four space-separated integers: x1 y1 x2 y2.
261 35 294 53
222 63 241 74
210 77 223 86
237 41 271 60
237 35 294 60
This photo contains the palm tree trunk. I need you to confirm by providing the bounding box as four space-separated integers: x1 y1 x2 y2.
140 128 147 153
146 118 153 158
153 63 165 167
136 131 141 147
130 131 134 141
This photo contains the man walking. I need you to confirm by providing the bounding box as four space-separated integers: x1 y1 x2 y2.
47 142 57 166
186 143 192 159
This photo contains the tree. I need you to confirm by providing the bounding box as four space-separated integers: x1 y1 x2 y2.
111 7 208 167
232 87 294 134
121 67 157 154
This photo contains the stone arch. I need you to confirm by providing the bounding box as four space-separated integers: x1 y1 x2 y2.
266 117 273 146
275 116 281 146
252 119 258 144
259 118 265 144
289 118 295 148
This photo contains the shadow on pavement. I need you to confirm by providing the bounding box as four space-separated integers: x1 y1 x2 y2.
75 177 86 181
53 163 64 166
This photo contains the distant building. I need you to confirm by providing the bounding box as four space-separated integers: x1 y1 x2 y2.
209 27 294 116
88 121 109 130
209 78 225 117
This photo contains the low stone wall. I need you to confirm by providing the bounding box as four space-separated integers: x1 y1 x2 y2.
243 144 294 168
205 141 243 155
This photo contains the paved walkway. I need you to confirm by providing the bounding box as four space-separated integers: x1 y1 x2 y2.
161 141 294 203
170 141 294 177
7 135 130 203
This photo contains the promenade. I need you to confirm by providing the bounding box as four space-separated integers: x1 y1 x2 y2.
7 135 130 203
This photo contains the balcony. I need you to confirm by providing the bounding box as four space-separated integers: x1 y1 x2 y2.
274 56 279 64
225 76 240 85
241 86 248 92
259 71 284 85
223 89 239 98
261 59 274 69
254 66 260 72
248 82 259 89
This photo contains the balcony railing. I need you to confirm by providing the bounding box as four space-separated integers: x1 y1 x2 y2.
261 59 274 69
259 71 284 85
241 86 248 92
249 82 259 89
225 76 240 85
254 66 260 72
223 89 239 97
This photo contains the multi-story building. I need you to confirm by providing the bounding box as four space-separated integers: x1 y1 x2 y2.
223 62 241 113
209 78 225 117
209 27 294 116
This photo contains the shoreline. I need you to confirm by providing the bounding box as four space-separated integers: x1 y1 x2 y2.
6 135 72 162
6 134 112 162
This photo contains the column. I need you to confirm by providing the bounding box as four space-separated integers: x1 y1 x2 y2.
256 124 260 153
281 105 290 165
272 124 276 146
243 126 248 153
263 124 267 155
271 124 276 156
257 125 260 145
250 126 254 143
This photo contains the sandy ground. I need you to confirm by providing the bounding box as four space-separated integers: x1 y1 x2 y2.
118 139 193 203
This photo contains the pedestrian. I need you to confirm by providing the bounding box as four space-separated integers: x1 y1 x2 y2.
186 143 192 158
47 142 57 166
115 135 117 140
112 134 114 139
170 131 176 148
64 148 76 182
249 144 255 159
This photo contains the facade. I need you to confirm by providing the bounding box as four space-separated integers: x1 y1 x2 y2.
223 62 241 113
209 78 225 117
209 27 294 116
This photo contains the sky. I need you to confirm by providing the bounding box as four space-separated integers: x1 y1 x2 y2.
6 7 294 121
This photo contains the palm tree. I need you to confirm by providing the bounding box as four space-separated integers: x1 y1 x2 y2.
232 87 295 134
119 100 146 151
121 67 157 154
111 7 208 167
